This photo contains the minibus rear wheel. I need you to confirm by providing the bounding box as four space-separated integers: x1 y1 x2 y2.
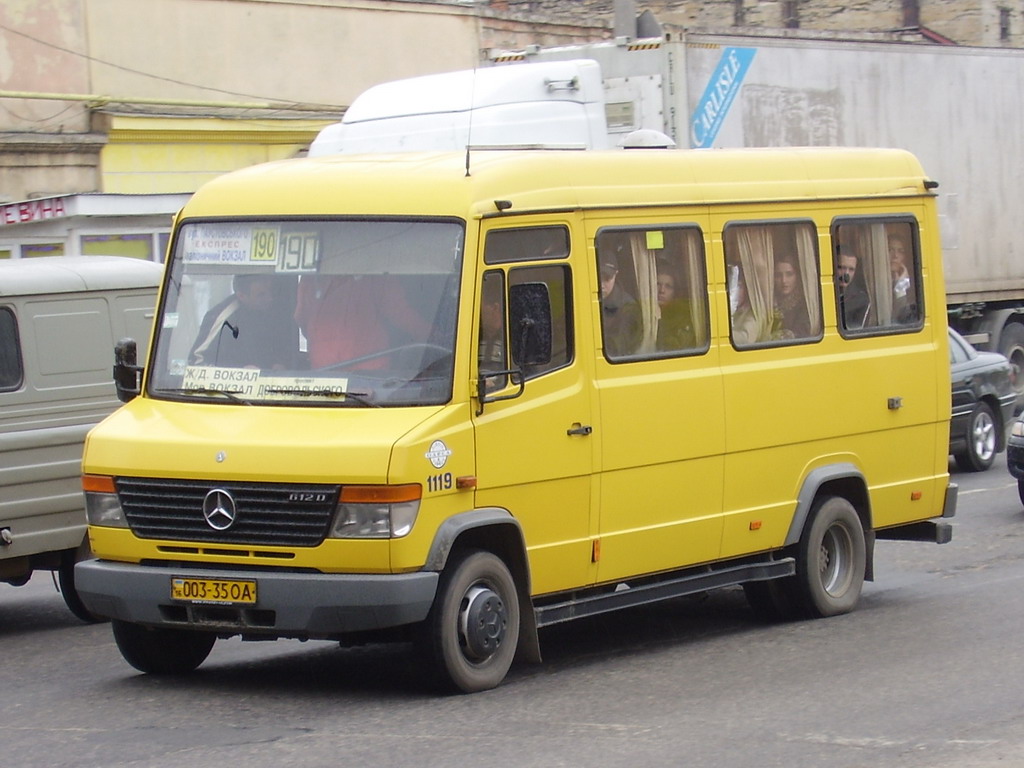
112 620 216 675
420 549 520 693
795 496 866 618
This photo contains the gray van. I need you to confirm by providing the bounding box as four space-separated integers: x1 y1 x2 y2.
0 256 161 619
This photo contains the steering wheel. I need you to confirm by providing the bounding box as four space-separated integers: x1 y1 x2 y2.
319 343 452 373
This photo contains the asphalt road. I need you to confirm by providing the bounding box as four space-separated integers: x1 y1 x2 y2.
3 457 1023 768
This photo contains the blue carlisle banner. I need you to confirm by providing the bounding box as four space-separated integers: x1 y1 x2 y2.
690 47 757 149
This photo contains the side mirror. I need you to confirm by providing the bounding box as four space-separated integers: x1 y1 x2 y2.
113 338 142 403
477 282 553 414
509 281 552 368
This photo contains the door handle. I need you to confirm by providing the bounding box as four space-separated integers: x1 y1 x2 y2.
567 424 593 436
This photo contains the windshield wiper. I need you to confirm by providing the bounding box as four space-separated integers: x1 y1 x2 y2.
262 387 378 407
153 387 251 404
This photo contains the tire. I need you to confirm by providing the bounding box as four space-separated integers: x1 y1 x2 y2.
111 620 216 675
955 402 998 472
57 550 105 624
1018 478 1024 508
997 321 1024 410
742 579 803 622
795 496 866 618
419 550 520 694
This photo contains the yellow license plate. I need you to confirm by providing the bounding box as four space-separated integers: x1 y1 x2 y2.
171 577 257 604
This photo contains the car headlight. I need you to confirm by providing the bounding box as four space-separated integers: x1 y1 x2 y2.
329 484 421 539
1012 419 1024 438
82 475 129 528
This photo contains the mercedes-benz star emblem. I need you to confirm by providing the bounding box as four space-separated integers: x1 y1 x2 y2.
202 489 237 531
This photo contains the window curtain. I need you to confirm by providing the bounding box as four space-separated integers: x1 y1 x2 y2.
735 227 775 343
795 224 820 333
629 231 659 353
858 223 892 325
682 230 708 344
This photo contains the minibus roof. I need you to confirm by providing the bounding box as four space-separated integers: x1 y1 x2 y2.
182 147 932 220
0 256 164 297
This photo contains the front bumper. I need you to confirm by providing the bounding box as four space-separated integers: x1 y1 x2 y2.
75 559 439 639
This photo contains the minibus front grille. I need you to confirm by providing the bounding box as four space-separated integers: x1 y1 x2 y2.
116 477 340 547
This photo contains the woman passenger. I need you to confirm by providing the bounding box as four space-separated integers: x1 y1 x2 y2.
655 266 695 351
773 253 810 339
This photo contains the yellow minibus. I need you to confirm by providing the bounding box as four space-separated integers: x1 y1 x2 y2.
76 147 956 692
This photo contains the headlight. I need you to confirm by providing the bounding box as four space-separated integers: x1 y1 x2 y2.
329 485 421 539
1012 419 1024 438
82 475 129 528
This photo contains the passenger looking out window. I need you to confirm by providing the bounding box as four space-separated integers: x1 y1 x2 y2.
773 252 811 339
596 227 708 361
888 232 917 323
835 245 871 330
655 265 696 351
725 221 821 347
833 219 922 332
599 260 641 357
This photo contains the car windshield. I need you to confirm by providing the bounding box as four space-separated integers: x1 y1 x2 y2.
149 219 464 406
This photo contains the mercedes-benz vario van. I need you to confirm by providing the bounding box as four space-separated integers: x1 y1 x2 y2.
76 148 955 690
1 256 161 619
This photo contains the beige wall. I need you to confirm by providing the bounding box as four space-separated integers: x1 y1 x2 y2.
0 0 93 132
82 0 483 110
0 0 608 200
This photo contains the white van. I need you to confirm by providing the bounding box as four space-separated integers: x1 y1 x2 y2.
0 256 161 619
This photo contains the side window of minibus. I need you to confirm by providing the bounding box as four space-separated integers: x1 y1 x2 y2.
478 270 508 391
482 225 573 381
724 220 823 348
832 218 923 334
595 226 710 361
0 307 23 390
508 265 573 377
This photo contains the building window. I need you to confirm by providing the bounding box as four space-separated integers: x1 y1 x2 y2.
902 0 920 28
82 233 155 260
1000 7 1011 41
22 243 64 257
734 0 746 26
782 1 799 29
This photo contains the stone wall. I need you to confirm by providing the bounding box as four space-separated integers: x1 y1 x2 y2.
478 1 1021 48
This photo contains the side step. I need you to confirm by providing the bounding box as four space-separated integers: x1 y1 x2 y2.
534 557 796 629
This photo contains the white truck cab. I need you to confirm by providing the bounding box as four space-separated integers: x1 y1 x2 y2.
309 59 609 156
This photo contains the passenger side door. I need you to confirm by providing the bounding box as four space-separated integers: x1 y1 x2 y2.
589 220 726 584
472 224 598 596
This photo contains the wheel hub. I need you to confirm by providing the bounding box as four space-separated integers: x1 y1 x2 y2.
458 584 508 661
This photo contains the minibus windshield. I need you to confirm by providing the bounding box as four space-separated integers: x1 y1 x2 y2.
149 219 464 406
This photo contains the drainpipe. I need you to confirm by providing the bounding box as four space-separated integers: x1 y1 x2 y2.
613 0 637 40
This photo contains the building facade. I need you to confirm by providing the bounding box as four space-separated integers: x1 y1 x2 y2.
0 0 1017 259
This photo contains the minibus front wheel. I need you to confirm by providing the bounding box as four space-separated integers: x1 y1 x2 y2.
112 620 216 675
796 496 866 618
420 549 520 693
